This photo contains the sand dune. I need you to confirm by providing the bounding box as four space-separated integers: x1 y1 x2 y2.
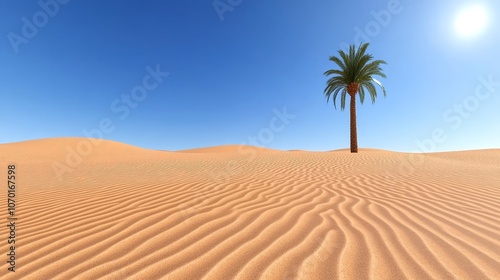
176 144 281 154
0 138 499 279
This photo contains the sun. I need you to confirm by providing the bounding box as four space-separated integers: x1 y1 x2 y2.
454 5 489 37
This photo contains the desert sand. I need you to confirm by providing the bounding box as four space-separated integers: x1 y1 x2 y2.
0 137 499 279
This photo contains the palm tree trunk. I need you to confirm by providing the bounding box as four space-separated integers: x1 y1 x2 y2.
349 93 358 153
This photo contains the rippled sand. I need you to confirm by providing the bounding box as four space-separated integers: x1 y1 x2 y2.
0 138 499 279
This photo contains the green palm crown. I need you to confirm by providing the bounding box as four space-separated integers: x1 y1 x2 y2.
324 43 387 110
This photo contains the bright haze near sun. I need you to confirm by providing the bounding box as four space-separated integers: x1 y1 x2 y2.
454 4 489 38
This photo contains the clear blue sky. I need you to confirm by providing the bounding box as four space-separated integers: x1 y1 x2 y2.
1 0 499 152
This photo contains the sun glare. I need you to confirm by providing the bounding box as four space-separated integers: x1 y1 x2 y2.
454 5 488 38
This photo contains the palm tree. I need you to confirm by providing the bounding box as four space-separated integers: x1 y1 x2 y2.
323 43 387 153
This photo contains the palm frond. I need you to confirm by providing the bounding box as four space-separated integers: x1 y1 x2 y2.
358 86 365 104
340 89 347 110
